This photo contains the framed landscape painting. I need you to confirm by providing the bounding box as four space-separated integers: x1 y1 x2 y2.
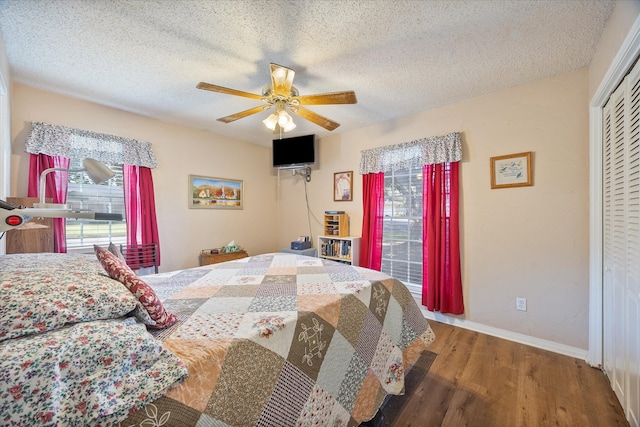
189 175 243 209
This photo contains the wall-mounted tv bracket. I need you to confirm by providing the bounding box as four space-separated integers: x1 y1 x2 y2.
291 166 312 182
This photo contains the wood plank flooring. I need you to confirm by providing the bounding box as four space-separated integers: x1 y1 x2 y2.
390 321 628 426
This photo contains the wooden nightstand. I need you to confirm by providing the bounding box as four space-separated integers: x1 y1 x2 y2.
6 197 54 253
199 250 249 266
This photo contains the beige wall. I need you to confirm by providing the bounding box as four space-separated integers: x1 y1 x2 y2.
8 1 637 350
590 0 640 99
277 68 590 350
0 30 11 255
9 84 279 272
8 72 592 350
0 29 10 201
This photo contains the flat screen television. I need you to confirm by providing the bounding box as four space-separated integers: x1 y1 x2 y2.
272 134 315 168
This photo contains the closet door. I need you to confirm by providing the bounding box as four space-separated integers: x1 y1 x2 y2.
603 76 626 410
603 58 640 427
627 64 640 427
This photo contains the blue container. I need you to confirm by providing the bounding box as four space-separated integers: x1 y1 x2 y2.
291 241 312 250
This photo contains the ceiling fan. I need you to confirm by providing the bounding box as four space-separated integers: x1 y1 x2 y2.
197 63 357 133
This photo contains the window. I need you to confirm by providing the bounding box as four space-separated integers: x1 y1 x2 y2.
65 158 126 250
360 133 462 309
382 165 423 294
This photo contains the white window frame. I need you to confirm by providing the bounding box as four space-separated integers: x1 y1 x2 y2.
65 159 126 251
382 165 423 296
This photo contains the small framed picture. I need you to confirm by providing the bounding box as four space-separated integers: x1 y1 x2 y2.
334 171 353 201
490 152 533 189
189 175 243 209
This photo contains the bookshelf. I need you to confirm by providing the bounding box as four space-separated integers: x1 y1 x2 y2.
318 236 360 266
324 213 349 237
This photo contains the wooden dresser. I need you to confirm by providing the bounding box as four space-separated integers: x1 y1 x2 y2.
199 249 248 266
5 197 54 253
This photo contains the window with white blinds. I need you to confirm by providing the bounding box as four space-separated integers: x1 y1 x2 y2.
382 166 423 294
602 55 640 426
65 158 126 250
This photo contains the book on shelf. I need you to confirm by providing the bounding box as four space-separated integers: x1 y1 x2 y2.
319 239 352 260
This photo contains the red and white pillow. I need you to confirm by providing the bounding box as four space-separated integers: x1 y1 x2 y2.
94 245 177 329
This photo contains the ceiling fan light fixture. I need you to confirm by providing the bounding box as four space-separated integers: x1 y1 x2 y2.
272 67 287 84
263 113 278 131
282 120 296 132
277 110 293 127
272 65 295 95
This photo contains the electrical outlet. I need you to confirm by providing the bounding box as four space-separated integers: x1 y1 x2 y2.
516 297 527 311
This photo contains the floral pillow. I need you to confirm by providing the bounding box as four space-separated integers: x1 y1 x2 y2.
0 317 188 426
94 245 177 329
0 253 139 342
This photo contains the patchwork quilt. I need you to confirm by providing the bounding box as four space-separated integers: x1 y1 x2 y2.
118 253 435 426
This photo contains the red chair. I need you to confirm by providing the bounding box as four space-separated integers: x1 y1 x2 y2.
119 243 159 274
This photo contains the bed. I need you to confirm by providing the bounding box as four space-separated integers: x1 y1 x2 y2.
0 249 435 426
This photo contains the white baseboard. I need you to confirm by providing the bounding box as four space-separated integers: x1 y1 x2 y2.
418 304 589 362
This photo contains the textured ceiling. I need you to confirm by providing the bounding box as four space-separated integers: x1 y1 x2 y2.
0 0 615 146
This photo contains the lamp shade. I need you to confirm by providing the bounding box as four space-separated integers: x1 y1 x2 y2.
277 110 292 127
263 113 278 131
35 158 116 208
281 120 296 132
83 158 115 184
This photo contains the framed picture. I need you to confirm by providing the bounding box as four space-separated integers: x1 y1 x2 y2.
334 171 353 201
490 152 533 189
189 175 243 209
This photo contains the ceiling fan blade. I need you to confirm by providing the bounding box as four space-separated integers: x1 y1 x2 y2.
270 63 295 98
292 106 340 131
294 91 357 105
197 82 264 101
217 105 268 123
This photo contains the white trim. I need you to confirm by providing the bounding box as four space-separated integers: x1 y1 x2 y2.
419 304 588 360
0 71 6 195
0 68 7 255
409 293 588 360
588 15 640 368
588 102 604 368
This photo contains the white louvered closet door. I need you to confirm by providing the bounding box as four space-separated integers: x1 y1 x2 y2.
602 57 640 427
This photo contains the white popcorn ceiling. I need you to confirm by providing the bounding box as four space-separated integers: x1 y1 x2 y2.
0 0 615 146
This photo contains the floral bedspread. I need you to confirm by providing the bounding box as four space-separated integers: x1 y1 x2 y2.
0 318 187 426
119 253 435 426
0 253 189 427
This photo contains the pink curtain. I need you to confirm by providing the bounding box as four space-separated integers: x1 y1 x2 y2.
422 162 463 314
27 154 70 253
359 172 384 270
123 165 161 266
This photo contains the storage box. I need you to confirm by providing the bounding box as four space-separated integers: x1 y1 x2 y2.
291 241 312 250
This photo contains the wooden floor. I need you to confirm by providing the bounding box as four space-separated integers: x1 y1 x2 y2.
392 321 629 426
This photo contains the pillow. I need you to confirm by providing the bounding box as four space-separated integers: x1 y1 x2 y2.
0 253 139 342
0 317 187 425
94 245 177 329
108 242 127 263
